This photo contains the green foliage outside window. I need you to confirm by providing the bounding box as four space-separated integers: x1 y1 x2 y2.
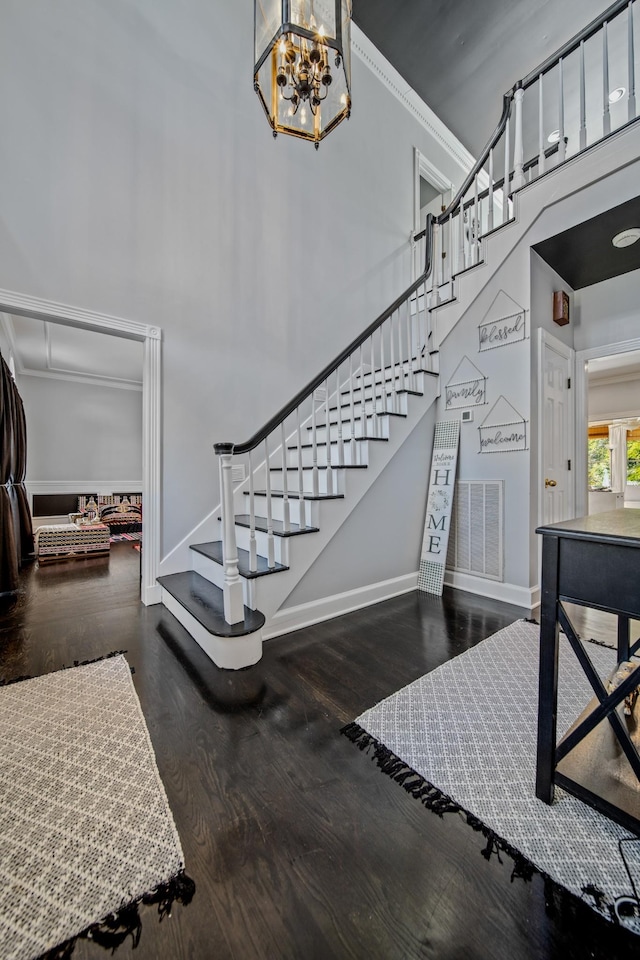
628 439 640 484
588 438 610 489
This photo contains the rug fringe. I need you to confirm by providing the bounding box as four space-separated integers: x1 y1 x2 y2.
0 651 130 687
340 722 639 937
37 870 196 960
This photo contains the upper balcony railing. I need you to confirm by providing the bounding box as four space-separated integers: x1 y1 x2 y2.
420 0 638 302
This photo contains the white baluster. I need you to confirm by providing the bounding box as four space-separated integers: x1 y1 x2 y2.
336 365 344 466
264 436 275 567
218 447 244 625
324 377 333 493
558 58 566 162
488 149 495 231
538 73 546 173
380 324 387 416
348 353 356 455
422 278 430 370
457 206 465 273
603 21 611 136
248 449 257 571
512 86 526 191
369 335 377 438
579 41 587 150
473 176 480 263
358 344 365 438
446 213 453 288
396 302 404 391
403 299 413 391
296 405 305 529
389 309 397 413
311 388 319 496
431 222 440 305
629 1 636 121
280 421 290 532
503 112 510 218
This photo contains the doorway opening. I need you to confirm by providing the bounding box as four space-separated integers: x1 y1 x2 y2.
413 148 454 279
0 287 161 605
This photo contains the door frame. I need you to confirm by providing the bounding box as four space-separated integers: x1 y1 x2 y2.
575 335 640 518
0 286 162 606
413 148 454 279
537 328 575 525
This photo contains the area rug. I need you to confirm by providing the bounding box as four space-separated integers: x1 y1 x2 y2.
110 532 142 543
343 619 640 934
0 654 194 960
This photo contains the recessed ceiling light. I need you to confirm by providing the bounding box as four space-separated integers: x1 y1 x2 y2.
608 86 626 103
547 129 560 143
612 228 640 248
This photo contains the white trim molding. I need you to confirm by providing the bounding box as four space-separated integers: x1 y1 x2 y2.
0 287 161 606
444 569 538 611
27 481 142 497
262 572 418 641
351 24 476 177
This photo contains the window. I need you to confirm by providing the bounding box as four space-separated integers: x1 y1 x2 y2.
627 432 640 484
588 437 610 489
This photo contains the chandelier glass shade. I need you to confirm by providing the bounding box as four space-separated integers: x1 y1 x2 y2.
254 0 352 147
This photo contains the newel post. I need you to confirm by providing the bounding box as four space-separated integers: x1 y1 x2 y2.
512 85 526 192
214 442 244 625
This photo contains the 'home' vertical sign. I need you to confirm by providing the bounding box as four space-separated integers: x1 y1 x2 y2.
418 421 460 596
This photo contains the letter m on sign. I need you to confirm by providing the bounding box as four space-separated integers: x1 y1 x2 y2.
418 420 460 596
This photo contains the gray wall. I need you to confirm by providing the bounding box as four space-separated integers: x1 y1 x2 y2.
0 1 469 556
21 376 142 484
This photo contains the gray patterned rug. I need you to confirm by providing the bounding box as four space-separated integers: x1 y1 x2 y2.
0 654 194 960
343 620 640 934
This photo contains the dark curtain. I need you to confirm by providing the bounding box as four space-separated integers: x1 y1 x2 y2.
0 353 33 594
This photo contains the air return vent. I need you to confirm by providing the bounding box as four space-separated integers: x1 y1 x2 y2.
446 480 503 581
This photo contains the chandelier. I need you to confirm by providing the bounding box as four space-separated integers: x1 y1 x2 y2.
254 1 352 148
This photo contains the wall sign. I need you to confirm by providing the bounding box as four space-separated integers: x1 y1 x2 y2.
478 290 527 352
479 396 528 453
445 356 487 409
418 420 460 596
478 311 526 351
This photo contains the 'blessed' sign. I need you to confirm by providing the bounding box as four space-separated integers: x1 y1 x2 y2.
478 311 526 351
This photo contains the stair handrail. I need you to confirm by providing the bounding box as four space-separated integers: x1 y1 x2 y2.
429 0 631 234
214 213 434 457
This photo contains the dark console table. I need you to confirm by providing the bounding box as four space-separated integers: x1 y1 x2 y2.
536 509 640 835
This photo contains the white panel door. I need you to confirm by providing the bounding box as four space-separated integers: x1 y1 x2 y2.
541 332 575 525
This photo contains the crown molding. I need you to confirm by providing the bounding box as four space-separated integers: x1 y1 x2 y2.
589 370 640 387
350 23 476 176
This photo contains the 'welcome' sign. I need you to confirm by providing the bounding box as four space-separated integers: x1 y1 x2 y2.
418 421 460 596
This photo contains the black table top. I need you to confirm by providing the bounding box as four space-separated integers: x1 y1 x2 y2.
536 508 640 546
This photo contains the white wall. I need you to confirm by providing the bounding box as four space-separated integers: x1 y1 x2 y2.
20 376 142 485
588 376 640 421
574 269 640 352
0 1 470 557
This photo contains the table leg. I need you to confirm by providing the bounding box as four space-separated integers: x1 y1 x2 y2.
618 615 630 661
536 534 560 805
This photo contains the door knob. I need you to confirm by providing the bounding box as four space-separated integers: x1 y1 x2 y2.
545 478 557 488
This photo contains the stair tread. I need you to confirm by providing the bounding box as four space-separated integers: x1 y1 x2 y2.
190 541 289 578
253 490 344 501
288 438 388 450
270 464 368 471
225 515 320 537
158 571 265 637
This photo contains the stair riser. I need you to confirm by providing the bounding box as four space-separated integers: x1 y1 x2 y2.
285 443 369 468
355 365 425 390
322 394 408 419
344 369 426 400
246 494 318 526
161 588 262 670
309 419 390 443
191 550 259 609
270 469 344 495
224 521 289 565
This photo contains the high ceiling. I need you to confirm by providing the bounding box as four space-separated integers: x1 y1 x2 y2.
352 0 616 157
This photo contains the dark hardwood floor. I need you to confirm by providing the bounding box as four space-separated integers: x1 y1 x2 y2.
0 545 637 959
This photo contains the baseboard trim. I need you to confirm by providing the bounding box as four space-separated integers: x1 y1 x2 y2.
263 572 418 641
444 570 537 611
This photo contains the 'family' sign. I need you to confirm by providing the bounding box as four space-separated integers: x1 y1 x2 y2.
418 421 460 596
445 356 487 410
